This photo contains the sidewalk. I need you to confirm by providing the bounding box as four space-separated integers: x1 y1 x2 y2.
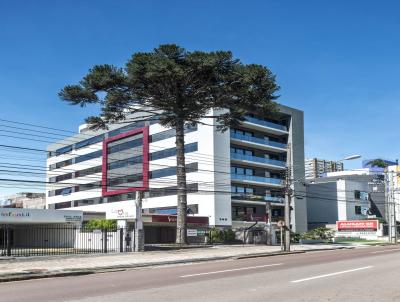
0 244 355 282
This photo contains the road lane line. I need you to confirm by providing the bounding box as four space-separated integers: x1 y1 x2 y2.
291 266 373 283
180 263 283 278
370 249 400 254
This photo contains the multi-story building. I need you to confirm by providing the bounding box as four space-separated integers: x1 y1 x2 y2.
46 104 307 240
305 158 344 179
0 192 46 209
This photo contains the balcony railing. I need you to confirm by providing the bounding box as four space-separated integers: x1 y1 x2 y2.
231 194 284 203
232 213 267 222
231 152 285 167
230 133 287 149
264 195 284 203
231 174 284 185
245 116 288 131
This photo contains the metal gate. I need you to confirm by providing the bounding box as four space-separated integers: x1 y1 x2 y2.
0 225 130 257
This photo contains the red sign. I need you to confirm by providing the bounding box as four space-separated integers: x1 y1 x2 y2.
246 213 267 222
151 215 209 225
337 220 378 231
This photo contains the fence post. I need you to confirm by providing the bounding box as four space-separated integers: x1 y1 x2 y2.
103 229 108 253
6 226 11 257
119 229 124 253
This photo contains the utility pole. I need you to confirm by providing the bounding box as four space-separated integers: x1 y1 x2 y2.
265 201 272 245
284 144 292 252
134 190 145 252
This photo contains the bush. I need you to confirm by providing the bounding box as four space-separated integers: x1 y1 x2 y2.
84 219 117 231
300 227 335 241
209 228 237 243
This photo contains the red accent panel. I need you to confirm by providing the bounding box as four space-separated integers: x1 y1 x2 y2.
150 215 209 225
102 126 149 197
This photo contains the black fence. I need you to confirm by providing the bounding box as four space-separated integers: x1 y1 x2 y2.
0 225 128 257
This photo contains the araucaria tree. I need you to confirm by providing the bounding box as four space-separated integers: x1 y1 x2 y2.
59 44 279 244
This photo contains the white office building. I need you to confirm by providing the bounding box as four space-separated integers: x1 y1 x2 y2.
46 105 307 241
306 172 380 230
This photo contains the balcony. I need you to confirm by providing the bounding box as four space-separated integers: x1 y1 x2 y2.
231 174 284 187
230 133 287 152
232 194 284 204
230 152 286 170
264 195 285 204
232 213 267 222
242 116 288 135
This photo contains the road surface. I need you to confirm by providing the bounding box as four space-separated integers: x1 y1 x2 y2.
1 245 400 302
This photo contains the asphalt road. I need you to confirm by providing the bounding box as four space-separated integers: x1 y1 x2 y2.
1 245 400 302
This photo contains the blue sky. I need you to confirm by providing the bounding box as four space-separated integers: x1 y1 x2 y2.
0 0 399 195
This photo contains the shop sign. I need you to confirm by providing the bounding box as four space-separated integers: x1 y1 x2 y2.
337 220 378 231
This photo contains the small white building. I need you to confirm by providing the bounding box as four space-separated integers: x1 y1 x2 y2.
306 174 377 230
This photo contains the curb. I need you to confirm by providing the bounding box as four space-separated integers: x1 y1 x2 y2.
0 247 348 283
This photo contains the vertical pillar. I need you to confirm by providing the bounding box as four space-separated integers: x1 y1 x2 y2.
134 191 145 252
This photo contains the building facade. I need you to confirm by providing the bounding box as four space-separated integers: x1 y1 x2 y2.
46 105 308 236
306 173 382 230
0 192 46 209
305 158 344 179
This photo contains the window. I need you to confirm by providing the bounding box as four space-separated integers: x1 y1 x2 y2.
354 190 361 199
77 166 102 178
107 137 143 155
150 124 197 143
150 162 198 179
355 206 362 215
147 183 198 198
231 166 254 176
54 201 72 209
75 150 102 164
55 145 73 156
108 122 145 138
150 142 198 161
107 155 143 171
75 134 104 150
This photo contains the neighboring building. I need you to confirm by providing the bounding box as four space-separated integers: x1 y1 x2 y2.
0 192 46 209
46 104 307 242
305 158 344 179
306 171 384 230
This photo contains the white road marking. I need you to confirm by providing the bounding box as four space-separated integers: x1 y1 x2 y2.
180 263 283 278
291 266 373 283
370 248 400 254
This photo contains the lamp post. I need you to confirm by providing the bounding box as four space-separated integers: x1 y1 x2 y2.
284 154 361 252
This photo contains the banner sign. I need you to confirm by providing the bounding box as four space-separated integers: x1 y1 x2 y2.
336 220 378 231
0 208 83 224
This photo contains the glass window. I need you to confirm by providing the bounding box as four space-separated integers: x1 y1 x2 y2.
245 150 253 156
236 168 244 175
246 187 254 194
355 206 362 215
237 187 245 193
75 134 104 150
55 145 73 156
354 190 361 199
245 168 254 176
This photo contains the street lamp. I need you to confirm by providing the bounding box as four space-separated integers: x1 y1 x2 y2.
340 154 362 162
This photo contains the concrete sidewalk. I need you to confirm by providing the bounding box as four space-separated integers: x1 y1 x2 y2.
0 244 356 282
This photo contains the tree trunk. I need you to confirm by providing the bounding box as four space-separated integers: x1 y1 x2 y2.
175 119 188 244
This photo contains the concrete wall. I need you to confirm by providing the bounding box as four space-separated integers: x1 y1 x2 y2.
280 105 307 232
307 182 338 228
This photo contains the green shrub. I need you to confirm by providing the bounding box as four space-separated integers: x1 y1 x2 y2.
84 219 117 231
300 227 335 241
209 228 237 243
